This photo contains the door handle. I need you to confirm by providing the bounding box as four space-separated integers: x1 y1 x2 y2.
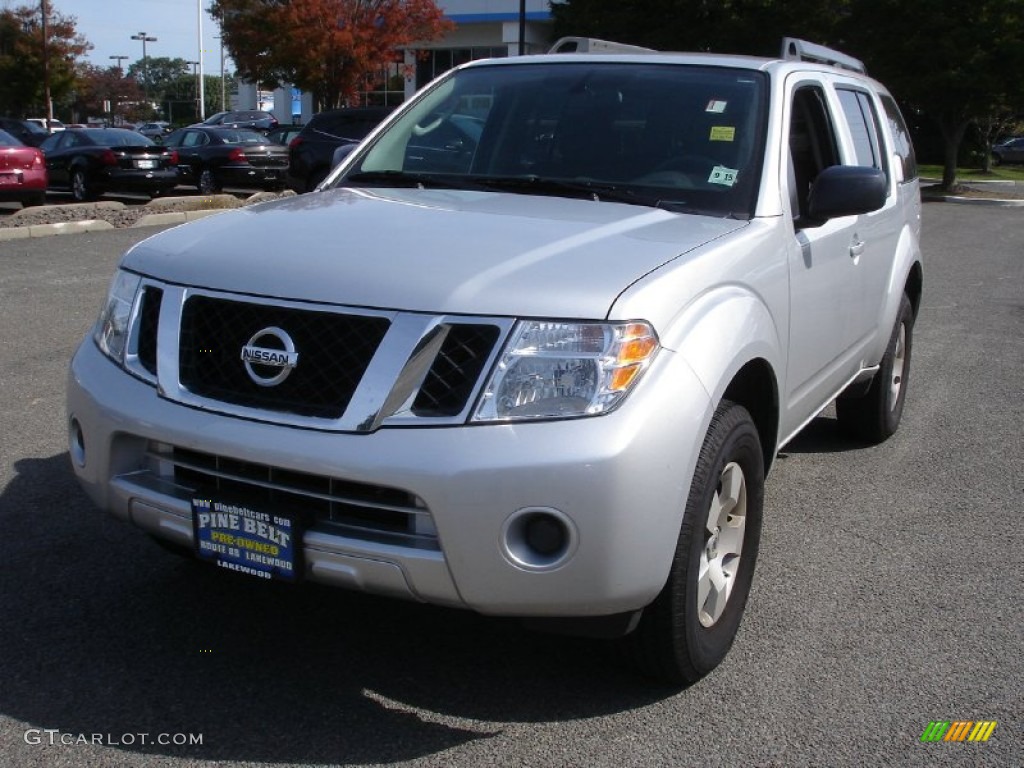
849 237 865 259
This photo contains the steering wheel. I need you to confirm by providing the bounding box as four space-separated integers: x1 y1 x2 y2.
411 115 444 137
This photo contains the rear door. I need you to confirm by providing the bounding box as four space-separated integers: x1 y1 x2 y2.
833 85 901 352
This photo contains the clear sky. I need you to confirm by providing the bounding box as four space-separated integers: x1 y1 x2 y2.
51 0 231 74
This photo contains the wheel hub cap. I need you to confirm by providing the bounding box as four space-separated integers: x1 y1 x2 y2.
697 461 747 628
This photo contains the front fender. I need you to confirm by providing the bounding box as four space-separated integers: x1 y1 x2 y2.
663 286 785 446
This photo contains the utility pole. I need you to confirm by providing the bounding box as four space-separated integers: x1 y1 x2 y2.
518 0 526 56
41 0 53 124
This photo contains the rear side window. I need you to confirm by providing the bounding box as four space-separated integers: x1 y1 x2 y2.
879 95 918 182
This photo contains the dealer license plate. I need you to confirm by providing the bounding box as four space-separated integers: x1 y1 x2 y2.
191 493 304 582
136 159 156 169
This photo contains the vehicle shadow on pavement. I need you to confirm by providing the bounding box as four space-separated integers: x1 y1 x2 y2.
0 454 673 764
778 414 863 456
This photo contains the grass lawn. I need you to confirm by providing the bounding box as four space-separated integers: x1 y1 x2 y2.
919 164 1024 182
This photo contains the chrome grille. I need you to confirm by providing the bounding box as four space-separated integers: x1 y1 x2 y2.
136 286 162 376
147 443 439 549
413 324 500 416
178 295 390 419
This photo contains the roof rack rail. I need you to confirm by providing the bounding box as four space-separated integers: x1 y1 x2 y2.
781 37 866 74
549 37 655 55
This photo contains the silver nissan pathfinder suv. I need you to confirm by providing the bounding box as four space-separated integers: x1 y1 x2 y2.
68 38 922 684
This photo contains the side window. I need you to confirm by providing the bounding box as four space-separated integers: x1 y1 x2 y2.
879 95 918 182
788 85 841 223
836 88 889 189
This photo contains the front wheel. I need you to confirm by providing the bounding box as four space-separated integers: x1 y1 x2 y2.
623 400 764 685
836 293 914 443
198 168 221 195
71 169 96 202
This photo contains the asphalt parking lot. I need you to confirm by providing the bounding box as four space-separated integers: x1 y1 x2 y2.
0 203 1020 767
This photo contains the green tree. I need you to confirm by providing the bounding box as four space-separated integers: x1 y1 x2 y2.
550 0 848 55
72 62 144 123
842 0 1024 188
0 3 90 117
210 0 452 110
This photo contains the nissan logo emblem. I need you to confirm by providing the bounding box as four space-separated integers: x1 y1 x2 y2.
240 327 299 387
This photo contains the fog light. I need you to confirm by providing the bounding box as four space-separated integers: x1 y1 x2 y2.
501 507 578 571
69 416 86 468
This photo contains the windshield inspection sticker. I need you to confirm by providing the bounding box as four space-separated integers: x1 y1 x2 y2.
710 126 736 142
709 166 739 187
706 99 728 113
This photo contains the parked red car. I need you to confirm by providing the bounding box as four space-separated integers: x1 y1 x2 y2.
0 128 47 207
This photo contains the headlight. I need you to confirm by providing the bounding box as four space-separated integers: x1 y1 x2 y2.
94 269 142 364
472 321 659 422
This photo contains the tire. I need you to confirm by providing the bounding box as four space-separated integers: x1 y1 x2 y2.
198 168 221 195
991 153 1002 167
623 400 764 685
836 293 914 444
71 169 96 202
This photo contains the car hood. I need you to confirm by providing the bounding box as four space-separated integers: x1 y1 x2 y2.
123 187 748 318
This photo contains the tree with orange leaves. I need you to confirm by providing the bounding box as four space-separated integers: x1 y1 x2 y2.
210 0 452 111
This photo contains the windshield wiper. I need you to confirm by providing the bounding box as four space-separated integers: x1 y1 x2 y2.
343 170 483 190
468 175 651 206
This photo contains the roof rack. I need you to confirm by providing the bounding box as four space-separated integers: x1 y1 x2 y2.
781 37 866 74
549 37 655 55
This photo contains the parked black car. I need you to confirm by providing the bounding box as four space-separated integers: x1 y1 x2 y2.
287 106 393 192
38 128 180 201
162 126 289 193
194 110 279 132
0 117 50 147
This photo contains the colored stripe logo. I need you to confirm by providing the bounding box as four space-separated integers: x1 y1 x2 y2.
921 721 997 742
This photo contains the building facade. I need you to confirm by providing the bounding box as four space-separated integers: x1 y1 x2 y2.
236 0 554 124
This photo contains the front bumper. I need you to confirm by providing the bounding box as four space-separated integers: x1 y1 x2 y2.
67 337 711 618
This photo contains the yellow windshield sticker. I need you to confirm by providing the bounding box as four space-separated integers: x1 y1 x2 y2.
710 126 736 142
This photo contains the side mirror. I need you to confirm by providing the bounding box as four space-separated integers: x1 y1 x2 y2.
805 165 887 224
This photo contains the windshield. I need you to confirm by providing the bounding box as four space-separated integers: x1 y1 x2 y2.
338 61 767 218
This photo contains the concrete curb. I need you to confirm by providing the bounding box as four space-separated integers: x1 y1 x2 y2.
923 195 1024 207
131 209 230 228
0 219 116 241
0 190 290 241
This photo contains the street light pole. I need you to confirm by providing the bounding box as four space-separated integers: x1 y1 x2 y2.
109 54 128 74
197 0 206 120
188 61 200 121
214 35 226 112
130 32 157 103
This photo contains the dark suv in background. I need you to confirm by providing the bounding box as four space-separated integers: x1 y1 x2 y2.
287 107 393 192
0 117 49 147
